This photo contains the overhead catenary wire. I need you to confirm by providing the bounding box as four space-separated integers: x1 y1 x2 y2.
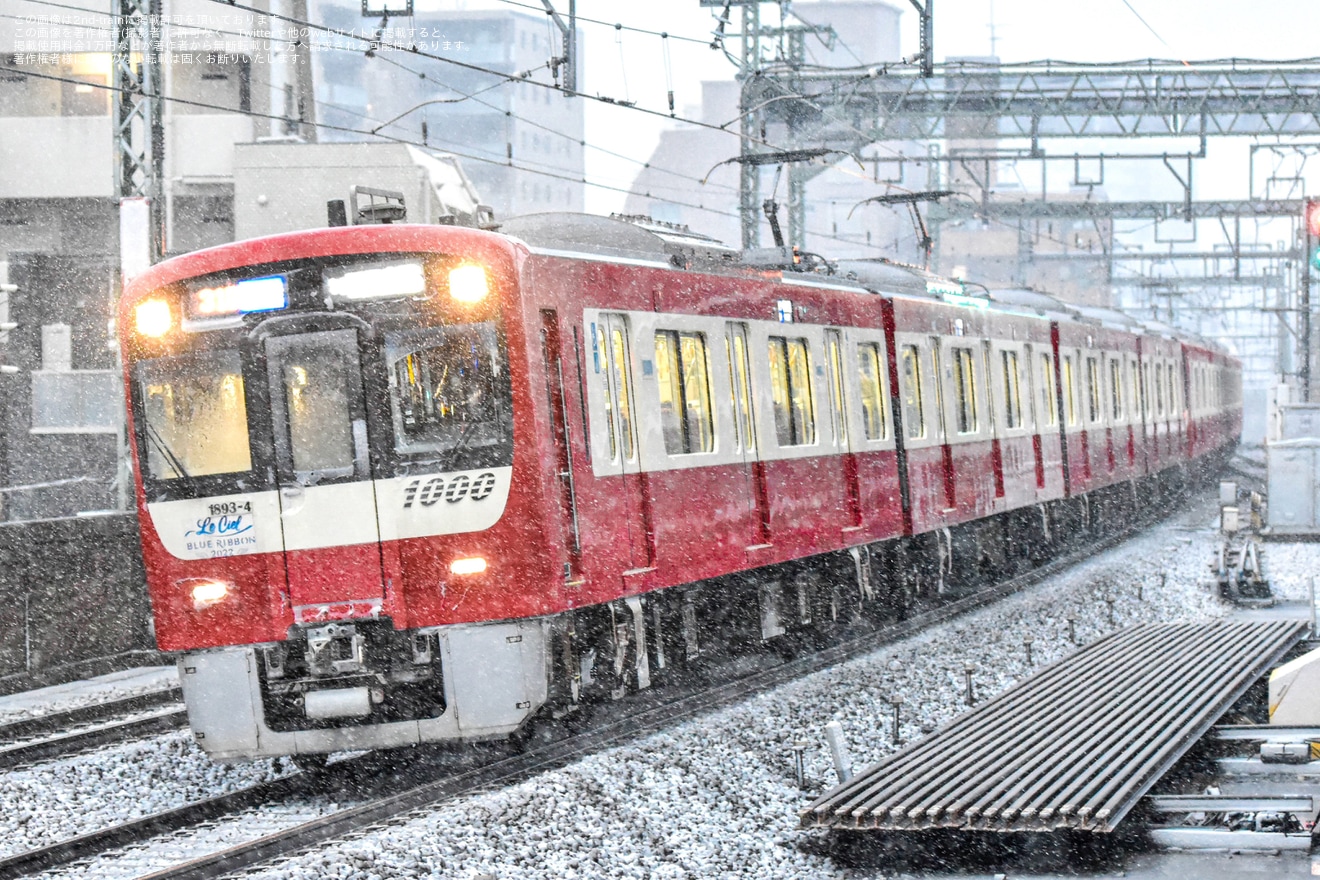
489 0 712 46
364 51 742 198
4 64 899 256
24 0 1160 267
195 0 856 161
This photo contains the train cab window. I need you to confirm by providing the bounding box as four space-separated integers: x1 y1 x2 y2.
1062 355 1078 426
281 347 356 475
825 331 848 446
385 322 512 468
655 330 715 455
137 350 253 480
952 347 978 434
1001 350 1022 430
725 324 756 454
857 342 888 441
900 344 925 440
1110 359 1123 420
1154 364 1165 416
1039 353 1057 427
768 336 816 446
1085 357 1101 423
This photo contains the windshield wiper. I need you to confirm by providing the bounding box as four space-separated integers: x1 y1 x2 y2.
144 421 192 481
439 420 480 473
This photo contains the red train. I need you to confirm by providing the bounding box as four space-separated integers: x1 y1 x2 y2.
118 213 1241 762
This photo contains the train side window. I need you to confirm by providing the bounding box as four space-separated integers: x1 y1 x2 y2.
137 350 253 480
900 344 925 440
594 323 618 461
929 342 946 440
1109 358 1123 420
1134 362 1145 418
768 336 816 446
857 342 888 440
952 346 978 434
725 323 756 454
655 330 714 455
609 324 636 460
1085 356 1101 423
1062 355 1078 426
1154 363 1165 416
825 330 848 446
1039 353 1057 427
1168 364 1178 415
1001 349 1022 430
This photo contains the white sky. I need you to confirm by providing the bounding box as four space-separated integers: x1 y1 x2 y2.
430 1 1320 212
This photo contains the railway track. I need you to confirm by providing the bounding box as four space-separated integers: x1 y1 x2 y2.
0 690 186 771
0 504 1179 880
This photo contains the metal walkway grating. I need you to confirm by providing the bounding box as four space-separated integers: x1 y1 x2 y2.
802 620 1308 834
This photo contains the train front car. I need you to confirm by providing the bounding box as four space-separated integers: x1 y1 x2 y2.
120 226 557 761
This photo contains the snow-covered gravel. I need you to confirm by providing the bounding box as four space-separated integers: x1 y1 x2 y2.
0 667 177 726
0 731 290 858
230 497 1269 880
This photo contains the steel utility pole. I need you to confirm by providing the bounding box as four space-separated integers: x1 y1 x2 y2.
113 0 165 258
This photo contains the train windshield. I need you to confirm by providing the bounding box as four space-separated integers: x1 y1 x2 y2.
137 350 253 480
385 322 512 468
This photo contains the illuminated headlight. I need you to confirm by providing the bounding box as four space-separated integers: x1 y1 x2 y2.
135 299 173 338
448 264 488 303
323 261 427 301
182 579 231 608
449 557 488 576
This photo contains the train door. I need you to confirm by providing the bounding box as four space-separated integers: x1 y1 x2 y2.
541 311 583 579
727 322 770 545
263 327 386 616
592 312 653 570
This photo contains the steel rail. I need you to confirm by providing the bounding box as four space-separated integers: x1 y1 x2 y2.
0 705 188 770
0 773 316 880
803 620 1307 833
0 688 180 744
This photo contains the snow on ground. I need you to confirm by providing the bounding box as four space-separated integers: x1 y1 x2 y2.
0 731 290 858
241 499 1250 880
0 666 177 726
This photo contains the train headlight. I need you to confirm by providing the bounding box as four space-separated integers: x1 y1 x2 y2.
323 260 426 301
135 299 173 338
449 556 488 576
182 578 231 608
448 265 488 304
